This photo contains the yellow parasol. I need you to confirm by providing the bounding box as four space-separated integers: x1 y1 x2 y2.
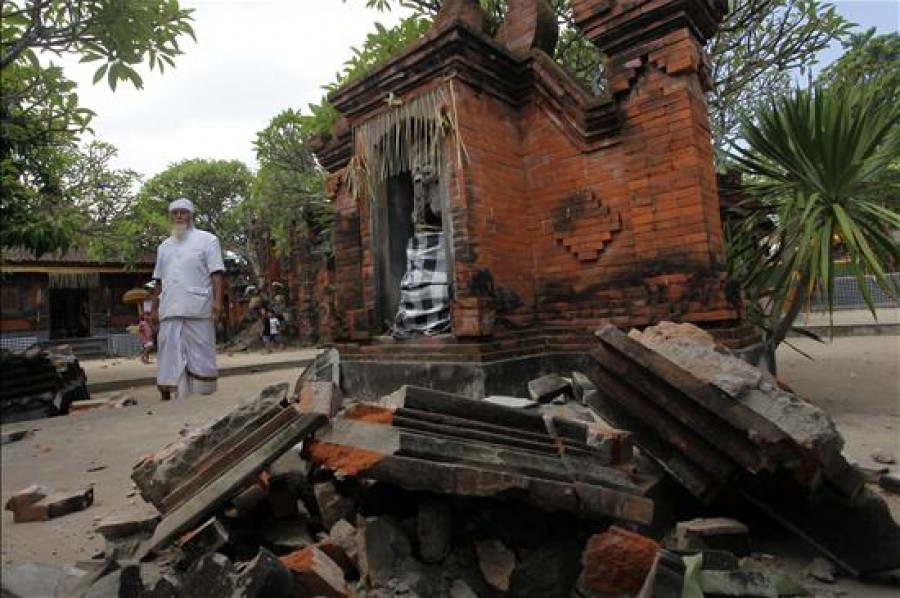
122 288 152 316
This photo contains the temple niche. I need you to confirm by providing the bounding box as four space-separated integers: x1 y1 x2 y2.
303 0 750 398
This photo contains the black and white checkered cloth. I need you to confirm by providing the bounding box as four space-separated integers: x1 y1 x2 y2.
393 233 451 339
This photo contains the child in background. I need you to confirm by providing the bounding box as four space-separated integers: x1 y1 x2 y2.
138 314 154 364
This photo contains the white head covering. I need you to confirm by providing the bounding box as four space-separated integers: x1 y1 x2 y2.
168 198 195 213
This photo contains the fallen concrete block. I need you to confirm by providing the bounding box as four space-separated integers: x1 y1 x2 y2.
673 517 750 556
178 517 229 566
232 547 294 598
4 484 51 522
579 526 659 596
475 537 515 592
280 545 348 597
527 373 571 403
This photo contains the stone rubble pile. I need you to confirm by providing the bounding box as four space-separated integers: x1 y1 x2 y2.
3 323 899 597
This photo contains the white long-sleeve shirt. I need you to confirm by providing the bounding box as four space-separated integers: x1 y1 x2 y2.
153 229 225 320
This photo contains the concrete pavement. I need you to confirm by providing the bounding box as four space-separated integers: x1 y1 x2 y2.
791 307 900 337
82 347 321 393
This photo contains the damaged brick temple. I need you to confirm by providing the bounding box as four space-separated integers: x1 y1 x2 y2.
4 1 899 597
299 0 752 398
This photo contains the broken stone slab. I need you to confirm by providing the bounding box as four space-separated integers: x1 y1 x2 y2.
393 385 631 465
298 380 343 418
178 517 229 566
527 373 572 403
417 498 452 564
133 407 326 560
306 416 652 523
482 395 538 409
698 569 810 597
474 537 516 592
131 384 290 510
96 513 162 560
579 526 659 596
280 545 348 597
673 517 750 556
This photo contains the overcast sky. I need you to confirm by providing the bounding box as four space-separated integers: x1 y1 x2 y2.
60 0 898 179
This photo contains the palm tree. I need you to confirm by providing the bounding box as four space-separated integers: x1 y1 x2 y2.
727 85 900 376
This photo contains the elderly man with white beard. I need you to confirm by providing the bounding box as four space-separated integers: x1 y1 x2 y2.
151 198 226 400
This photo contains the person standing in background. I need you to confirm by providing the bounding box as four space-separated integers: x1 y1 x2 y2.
151 198 226 400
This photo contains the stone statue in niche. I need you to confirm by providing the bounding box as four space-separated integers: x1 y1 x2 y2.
412 162 443 232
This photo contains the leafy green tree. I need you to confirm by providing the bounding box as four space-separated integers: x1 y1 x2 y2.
131 158 254 249
1 0 195 255
348 0 850 157
727 85 900 375
817 28 899 107
248 109 330 256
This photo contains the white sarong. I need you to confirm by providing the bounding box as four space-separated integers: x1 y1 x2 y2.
156 317 218 398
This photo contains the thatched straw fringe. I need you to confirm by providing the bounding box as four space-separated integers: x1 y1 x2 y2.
357 86 449 187
49 272 99 289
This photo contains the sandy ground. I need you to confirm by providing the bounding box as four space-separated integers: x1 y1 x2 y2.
1 336 898 594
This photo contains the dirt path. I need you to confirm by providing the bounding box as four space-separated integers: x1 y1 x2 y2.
1 368 303 567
